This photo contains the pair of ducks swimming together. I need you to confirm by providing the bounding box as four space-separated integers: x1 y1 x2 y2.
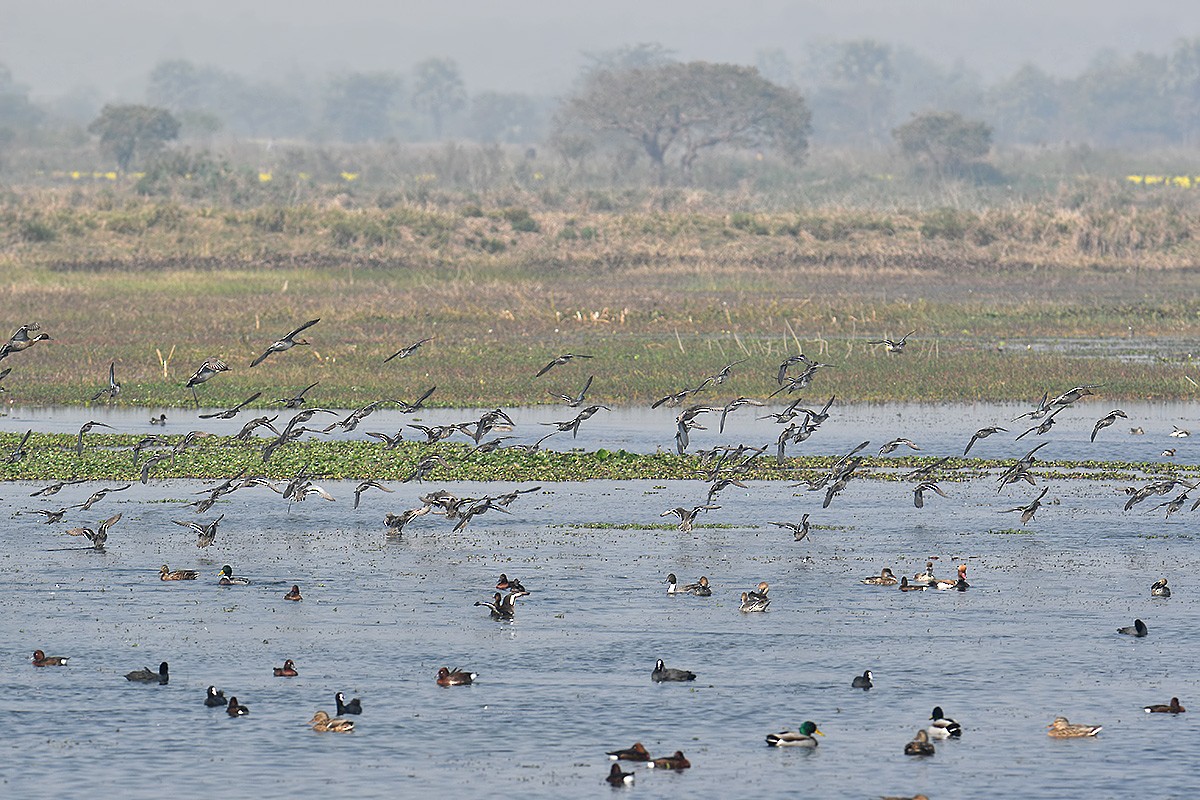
665 573 770 611
862 562 969 591
903 708 964 755
605 742 690 783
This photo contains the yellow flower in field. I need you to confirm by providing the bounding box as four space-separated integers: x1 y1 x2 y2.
1126 175 1143 184
341 172 359 182
259 172 272 182
1146 175 1164 185
71 171 81 180
1173 176 1190 188
105 172 117 180
298 172 311 180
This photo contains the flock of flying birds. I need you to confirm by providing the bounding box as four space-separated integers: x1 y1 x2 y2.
5 319 1190 787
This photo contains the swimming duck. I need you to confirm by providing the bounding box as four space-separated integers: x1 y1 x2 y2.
934 564 968 590
226 696 249 716
273 659 298 677
218 565 251 586
496 574 527 593
1170 425 1190 438
1144 697 1185 713
160 564 199 581
475 592 516 620
766 720 824 747
31 649 68 667
1151 578 1171 597
606 742 651 762
1161 448 1176 457
1046 717 1102 737
748 581 770 601
150 414 167 425
911 562 936 585
125 662 169 684
605 763 635 786
852 670 873 690
652 659 696 682
647 751 690 769
927 706 962 739
436 667 477 686
665 573 680 594
903 729 935 756
1117 619 1148 637
284 584 303 601
898 577 925 592
336 692 363 715
309 710 354 732
682 576 712 596
740 591 770 612
205 686 227 707
862 568 898 586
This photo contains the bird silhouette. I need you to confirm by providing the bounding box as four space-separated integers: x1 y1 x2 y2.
250 318 320 367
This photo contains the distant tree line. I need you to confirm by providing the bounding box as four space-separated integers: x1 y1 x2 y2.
4 36 1200 175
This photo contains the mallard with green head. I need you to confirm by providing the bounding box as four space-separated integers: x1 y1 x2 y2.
766 721 824 747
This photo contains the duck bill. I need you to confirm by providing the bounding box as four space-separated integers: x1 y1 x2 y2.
814 728 825 736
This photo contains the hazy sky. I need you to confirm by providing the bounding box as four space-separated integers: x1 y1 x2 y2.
4 0 1198 98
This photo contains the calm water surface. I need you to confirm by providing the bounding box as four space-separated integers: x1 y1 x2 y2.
1 404 1196 797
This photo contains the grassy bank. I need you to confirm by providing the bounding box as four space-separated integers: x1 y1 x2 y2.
2 188 1199 408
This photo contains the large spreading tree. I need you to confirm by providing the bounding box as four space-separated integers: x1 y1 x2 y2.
88 104 180 170
557 61 811 182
